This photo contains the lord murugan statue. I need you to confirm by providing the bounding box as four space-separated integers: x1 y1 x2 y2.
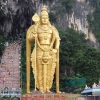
26 6 60 93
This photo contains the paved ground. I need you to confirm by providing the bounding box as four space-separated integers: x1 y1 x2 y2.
0 41 21 89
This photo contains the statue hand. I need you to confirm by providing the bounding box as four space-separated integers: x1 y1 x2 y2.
52 49 57 53
32 32 37 38
27 32 37 39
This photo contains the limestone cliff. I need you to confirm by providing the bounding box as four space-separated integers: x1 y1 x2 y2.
0 0 98 47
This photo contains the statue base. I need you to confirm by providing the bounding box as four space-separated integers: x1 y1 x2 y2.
22 91 81 100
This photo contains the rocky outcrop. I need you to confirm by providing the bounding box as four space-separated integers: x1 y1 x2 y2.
47 0 96 43
0 0 36 37
0 0 98 48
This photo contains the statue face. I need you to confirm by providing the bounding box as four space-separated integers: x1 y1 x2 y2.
41 15 49 25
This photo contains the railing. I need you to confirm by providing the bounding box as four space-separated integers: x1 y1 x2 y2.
0 88 21 99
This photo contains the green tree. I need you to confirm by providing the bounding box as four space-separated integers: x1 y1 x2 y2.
59 28 100 87
59 28 86 76
88 0 100 42
0 30 5 56
73 45 100 85
61 0 75 13
49 12 56 23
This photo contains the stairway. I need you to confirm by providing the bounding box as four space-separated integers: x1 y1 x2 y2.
0 41 21 89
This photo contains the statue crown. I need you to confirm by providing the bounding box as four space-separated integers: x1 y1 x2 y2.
40 6 48 16
41 6 47 11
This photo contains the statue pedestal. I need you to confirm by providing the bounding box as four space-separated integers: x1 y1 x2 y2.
22 93 81 100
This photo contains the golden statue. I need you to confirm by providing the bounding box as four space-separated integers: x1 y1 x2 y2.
26 6 60 93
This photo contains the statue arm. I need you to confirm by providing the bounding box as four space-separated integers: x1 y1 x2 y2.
55 38 60 50
52 26 60 50
27 25 37 42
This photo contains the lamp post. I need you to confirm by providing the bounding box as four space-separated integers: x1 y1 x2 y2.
21 75 22 90
19 61 21 88
0 88 1 100
18 70 20 89
11 60 13 88
4 75 6 88
18 53 22 92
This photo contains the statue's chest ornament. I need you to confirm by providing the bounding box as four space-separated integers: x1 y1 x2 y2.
38 27 52 40
43 33 48 40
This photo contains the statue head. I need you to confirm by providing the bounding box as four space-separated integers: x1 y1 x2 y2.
40 6 49 25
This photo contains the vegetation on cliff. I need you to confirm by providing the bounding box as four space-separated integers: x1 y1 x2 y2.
88 0 100 42
0 29 6 56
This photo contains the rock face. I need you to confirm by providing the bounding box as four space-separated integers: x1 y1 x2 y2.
72 0 96 44
0 0 98 47
0 0 36 37
48 0 96 43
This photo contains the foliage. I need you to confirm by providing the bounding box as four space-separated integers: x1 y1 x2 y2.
73 45 100 85
21 39 26 89
87 0 100 42
61 0 75 13
51 0 75 15
54 5 64 15
40 0 53 3
59 28 100 87
22 88 26 94
21 39 26 72
59 28 86 75
49 12 56 23
0 29 6 56
89 0 100 9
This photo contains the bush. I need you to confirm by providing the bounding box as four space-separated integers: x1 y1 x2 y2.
61 0 75 13
49 12 56 23
0 30 6 56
